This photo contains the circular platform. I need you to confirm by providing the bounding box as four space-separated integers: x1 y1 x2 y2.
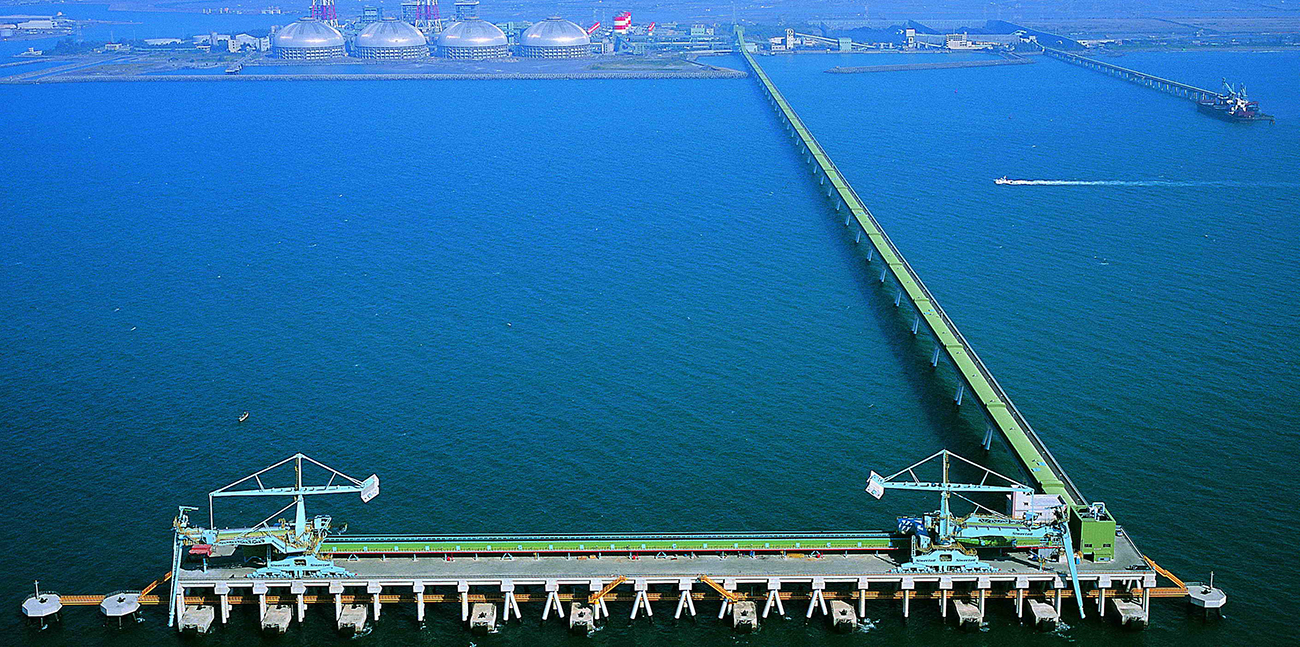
1188 585 1227 609
100 592 141 617
21 593 62 618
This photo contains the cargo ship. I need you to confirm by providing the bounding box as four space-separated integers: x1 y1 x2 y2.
1198 80 1274 123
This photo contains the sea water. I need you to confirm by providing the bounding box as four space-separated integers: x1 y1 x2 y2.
0 49 1297 645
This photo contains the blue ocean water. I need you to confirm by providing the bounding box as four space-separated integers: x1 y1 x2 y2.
0 48 1297 645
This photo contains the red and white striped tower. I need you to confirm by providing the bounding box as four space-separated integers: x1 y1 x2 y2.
310 0 338 27
613 11 631 35
414 0 442 32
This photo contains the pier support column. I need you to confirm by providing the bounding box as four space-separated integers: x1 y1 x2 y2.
215 583 230 624
630 580 652 619
912 316 919 335
505 591 521 622
367 582 383 620
459 582 470 623
902 577 915 620
762 579 784 618
866 247 873 262
894 292 902 307
806 579 828 619
855 230 862 244
675 579 696 619
292 581 306 624
1016 577 1028 620
253 582 268 624
983 425 995 451
588 580 605 621
542 581 563 621
330 581 345 623
955 384 965 405
931 347 941 367
414 583 426 623
857 578 869 618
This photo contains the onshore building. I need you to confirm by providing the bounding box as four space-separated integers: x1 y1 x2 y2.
271 17 345 59
518 16 590 58
354 17 428 59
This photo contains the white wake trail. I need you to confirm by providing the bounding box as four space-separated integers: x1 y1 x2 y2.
1001 179 1299 188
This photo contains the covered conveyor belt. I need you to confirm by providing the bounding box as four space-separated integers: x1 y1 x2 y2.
320 532 900 555
736 28 1084 506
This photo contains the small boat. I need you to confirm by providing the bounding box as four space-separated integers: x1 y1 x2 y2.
994 176 1035 185
238 412 250 423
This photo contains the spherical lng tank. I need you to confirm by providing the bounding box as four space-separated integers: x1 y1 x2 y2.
436 18 509 60
272 18 346 60
354 18 428 60
518 17 590 59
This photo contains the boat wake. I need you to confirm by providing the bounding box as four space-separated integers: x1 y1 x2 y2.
996 179 1299 188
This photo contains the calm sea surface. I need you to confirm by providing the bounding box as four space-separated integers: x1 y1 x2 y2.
1 47 1297 645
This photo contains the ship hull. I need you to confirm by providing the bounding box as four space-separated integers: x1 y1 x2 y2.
1197 102 1273 123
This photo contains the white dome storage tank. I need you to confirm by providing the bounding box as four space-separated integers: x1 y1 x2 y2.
354 18 428 60
437 18 509 60
518 17 590 59
272 18 346 60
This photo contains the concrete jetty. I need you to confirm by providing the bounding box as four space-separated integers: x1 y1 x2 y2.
179 605 215 633
336 604 367 634
731 601 758 632
469 602 497 634
1109 597 1148 629
951 598 984 629
1027 599 1060 630
568 603 594 634
260 604 293 633
828 599 857 632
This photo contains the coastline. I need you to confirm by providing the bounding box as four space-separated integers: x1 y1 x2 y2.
0 69 749 84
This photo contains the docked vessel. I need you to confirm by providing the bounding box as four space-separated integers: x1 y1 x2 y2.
1198 80 1274 123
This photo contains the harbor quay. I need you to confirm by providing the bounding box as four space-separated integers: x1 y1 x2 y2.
163 543 1168 635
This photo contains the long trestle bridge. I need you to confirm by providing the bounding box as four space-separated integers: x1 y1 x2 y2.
1043 47 1218 102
